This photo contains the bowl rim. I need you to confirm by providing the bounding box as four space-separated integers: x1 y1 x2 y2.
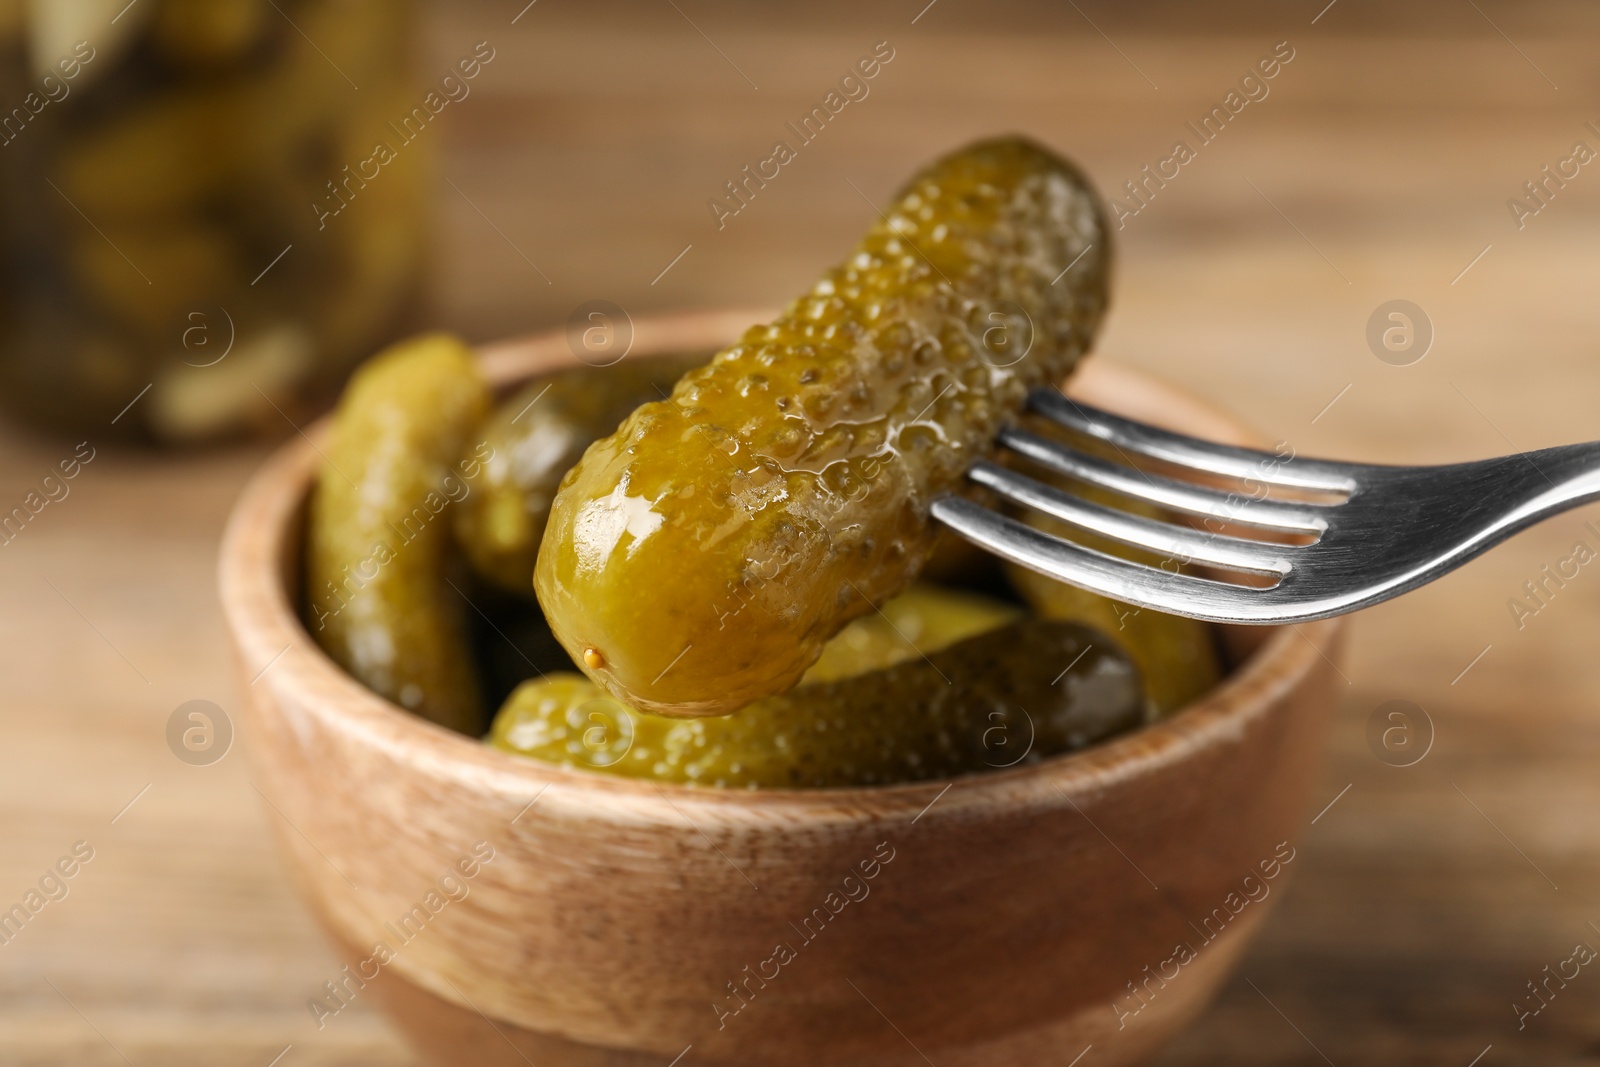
219 306 1342 829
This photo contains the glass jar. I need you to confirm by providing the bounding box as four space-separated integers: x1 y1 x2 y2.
0 0 428 441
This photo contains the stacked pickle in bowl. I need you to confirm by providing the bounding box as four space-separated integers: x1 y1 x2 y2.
0 0 425 440
303 137 1223 789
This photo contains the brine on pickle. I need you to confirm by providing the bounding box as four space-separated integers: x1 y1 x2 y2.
454 356 703 595
298 136 1232 792
536 136 1112 717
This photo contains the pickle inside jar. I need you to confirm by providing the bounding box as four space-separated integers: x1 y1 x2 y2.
0 0 425 439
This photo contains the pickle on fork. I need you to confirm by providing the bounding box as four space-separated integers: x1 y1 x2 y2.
536 136 1112 716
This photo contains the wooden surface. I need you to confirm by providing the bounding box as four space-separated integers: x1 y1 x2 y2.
5 0 1600 1063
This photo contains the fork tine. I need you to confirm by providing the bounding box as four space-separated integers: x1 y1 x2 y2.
1029 390 1359 493
930 496 1287 622
998 427 1328 534
966 461 1293 576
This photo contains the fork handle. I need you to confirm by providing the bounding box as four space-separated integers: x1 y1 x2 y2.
1467 440 1600 542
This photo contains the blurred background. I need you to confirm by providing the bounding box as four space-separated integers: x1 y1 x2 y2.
3 0 1600 1062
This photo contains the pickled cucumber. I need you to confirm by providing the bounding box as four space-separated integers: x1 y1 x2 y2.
149 323 312 442
536 136 1111 716
800 583 1020 683
1 0 425 440
305 334 490 734
454 356 704 593
151 0 266 68
489 617 1141 789
54 87 242 220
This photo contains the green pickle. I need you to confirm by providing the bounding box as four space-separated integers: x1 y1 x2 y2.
800 583 1020 683
489 605 1142 789
289 138 1225 787
537 136 1112 716
305 334 490 734
454 356 703 594
151 0 268 68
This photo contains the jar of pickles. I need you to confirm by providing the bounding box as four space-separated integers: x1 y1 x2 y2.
0 0 428 441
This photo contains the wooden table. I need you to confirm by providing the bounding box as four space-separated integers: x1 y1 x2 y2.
5 1 1600 1062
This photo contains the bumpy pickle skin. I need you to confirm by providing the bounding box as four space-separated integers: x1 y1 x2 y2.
454 356 704 594
489 619 1141 789
306 334 491 734
536 136 1111 715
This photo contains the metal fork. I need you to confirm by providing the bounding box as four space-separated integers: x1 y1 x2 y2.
931 389 1600 624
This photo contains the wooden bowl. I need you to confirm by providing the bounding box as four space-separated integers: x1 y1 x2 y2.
219 309 1344 1067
